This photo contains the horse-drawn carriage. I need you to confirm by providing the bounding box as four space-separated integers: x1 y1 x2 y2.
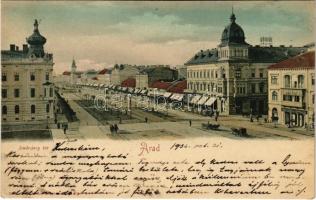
231 127 249 137
202 123 220 130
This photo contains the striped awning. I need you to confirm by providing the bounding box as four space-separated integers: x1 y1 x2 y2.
190 95 202 104
204 97 216 106
197 96 209 105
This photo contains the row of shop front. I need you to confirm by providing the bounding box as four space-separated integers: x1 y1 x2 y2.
77 83 225 116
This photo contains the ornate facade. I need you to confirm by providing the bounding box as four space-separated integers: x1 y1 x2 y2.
268 51 315 127
1 20 55 130
185 12 307 115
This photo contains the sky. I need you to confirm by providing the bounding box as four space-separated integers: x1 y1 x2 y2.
2 1 315 75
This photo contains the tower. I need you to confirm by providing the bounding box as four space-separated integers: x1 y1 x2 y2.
71 58 77 85
26 19 47 58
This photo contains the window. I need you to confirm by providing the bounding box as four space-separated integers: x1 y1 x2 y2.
46 104 50 113
251 84 256 93
14 89 20 98
45 72 49 81
2 73 7 81
215 71 218 78
298 75 304 88
15 105 19 114
235 69 241 79
2 89 7 98
2 106 7 115
313 94 315 104
14 73 19 81
217 87 222 93
312 77 315 85
284 75 291 88
272 91 278 101
31 105 35 114
259 69 264 78
271 76 278 84
294 96 300 102
30 72 35 81
283 95 292 101
30 88 35 98
251 69 255 78
44 88 47 97
259 82 264 93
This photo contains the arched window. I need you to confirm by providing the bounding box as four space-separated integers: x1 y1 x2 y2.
15 105 19 114
31 105 35 114
272 91 278 101
2 105 7 115
298 75 304 88
284 75 291 88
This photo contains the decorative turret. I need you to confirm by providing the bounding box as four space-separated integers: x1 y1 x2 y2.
219 11 248 47
26 19 47 58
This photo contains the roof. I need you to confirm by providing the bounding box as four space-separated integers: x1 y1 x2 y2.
185 49 218 65
62 71 71 76
268 51 315 70
150 80 172 90
98 68 111 75
167 80 187 93
185 46 307 65
121 78 136 87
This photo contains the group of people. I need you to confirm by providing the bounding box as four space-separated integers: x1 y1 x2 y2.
110 124 119 134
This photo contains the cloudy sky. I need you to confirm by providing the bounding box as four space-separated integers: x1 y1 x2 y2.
2 1 315 74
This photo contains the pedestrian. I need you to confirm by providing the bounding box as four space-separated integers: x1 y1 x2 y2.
110 124 114 134
189 120 192 127
145 117 148 123
256 115 260 122
119 117 122 124
114 124 119 134
63 126 66 134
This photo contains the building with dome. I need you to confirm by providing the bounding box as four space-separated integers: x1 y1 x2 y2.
1 19 55 131
185 11 308 115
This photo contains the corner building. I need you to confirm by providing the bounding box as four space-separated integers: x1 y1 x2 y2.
1 20 55 131
185 12 307 115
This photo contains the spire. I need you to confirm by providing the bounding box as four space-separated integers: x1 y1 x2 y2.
71 58 77 69
34 19 39 32
230 7 236 23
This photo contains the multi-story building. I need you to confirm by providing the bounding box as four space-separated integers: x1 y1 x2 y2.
268 51 315 127
185 12 307 115
1 20 55 130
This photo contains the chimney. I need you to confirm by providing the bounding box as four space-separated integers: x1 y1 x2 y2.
15 46 19 51
10 44 15 51
23 44 28 52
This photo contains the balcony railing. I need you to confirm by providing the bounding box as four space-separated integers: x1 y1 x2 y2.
281 88 305 96
281 100 305 108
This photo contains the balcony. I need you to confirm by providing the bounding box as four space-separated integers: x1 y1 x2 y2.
281 101 305 108
281 88 305 96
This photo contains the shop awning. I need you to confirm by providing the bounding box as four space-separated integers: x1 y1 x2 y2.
204 97 216 106
190 95 201 104
197 96 209 105
163 92 172 98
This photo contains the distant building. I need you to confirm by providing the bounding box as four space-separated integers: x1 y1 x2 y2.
1 20 55 130
185 11 307 115
97 68 111 86
111 64 139 85
268 51 314 127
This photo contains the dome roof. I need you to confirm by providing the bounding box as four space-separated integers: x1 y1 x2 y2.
27 20 46 46
220 13 248 46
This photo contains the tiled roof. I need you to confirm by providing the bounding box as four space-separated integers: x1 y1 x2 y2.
167 80 187 93
185 46 307 65
268 51 315 70
121 78 136 87
185 49 218 65
98 68 111 75
150 80 172 90
62 71 71 76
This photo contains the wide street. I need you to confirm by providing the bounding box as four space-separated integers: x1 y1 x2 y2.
51 91 314 141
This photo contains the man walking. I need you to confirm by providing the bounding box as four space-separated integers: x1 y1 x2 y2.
189 120 192 127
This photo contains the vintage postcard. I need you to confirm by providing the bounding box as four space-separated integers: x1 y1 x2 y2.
1 1 315 199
